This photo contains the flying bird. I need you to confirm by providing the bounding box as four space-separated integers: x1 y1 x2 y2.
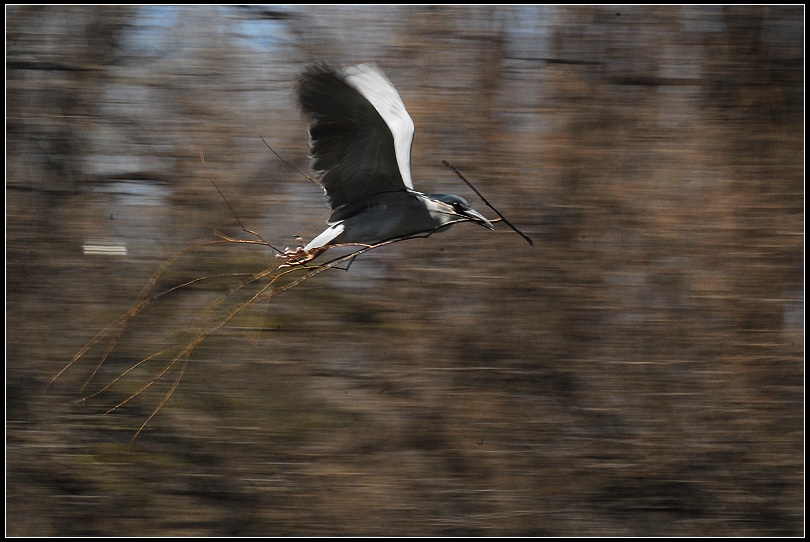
281 63 494 265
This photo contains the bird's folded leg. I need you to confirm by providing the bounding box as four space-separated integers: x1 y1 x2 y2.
277 246 328 268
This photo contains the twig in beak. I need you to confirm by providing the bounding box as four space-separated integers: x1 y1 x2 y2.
442 160 534 246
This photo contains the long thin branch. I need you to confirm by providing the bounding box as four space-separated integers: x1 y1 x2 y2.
442 160 534 246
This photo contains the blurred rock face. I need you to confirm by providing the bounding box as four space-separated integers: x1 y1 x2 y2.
6 6 803 536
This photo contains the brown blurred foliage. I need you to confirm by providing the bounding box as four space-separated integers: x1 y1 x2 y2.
6 5 804 536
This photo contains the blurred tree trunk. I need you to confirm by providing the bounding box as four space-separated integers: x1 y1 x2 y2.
6 6 135 192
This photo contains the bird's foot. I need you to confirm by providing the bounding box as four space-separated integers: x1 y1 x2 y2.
277 246 327 268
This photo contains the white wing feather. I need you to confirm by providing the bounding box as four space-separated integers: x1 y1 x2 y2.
343 64 415 190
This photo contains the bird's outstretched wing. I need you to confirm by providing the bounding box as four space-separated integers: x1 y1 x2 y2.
297 64 415 217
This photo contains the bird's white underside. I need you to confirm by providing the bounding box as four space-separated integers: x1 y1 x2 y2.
304 222 345 251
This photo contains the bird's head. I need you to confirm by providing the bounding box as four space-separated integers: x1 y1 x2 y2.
424 194 494 231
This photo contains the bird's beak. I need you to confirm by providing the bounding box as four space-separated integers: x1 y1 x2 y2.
462 208 494 230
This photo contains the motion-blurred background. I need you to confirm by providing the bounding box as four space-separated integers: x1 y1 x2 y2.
6 5 804 536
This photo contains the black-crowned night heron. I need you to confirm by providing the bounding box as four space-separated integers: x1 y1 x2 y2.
281 63 494 265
